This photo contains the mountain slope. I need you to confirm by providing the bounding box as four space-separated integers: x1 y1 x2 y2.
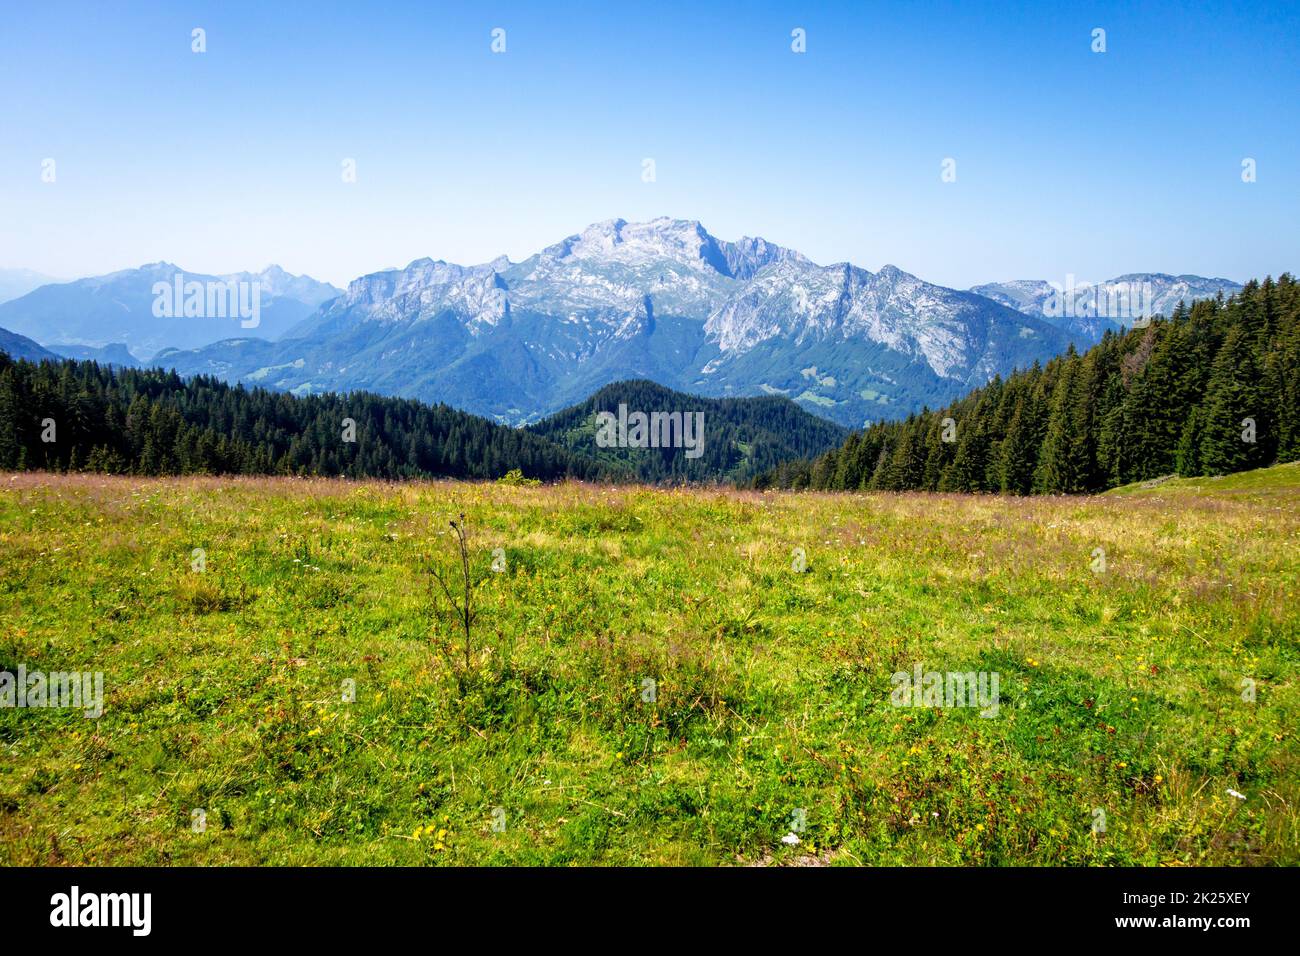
0 269 61 306
46 343 141 367
152 218 1076 428
528 379 848 483
762 274 1298 495
0 264 341 358
0 325 60 362
695 261 1069 422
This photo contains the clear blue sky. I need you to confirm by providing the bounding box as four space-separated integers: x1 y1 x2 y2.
2 0 1296 289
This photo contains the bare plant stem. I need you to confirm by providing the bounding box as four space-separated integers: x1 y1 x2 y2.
428 512 487 672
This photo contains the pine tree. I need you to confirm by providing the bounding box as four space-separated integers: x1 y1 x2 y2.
1174 406 1203 476
998 393 1038 494
1198 325 1265 474
1034 353 1084 493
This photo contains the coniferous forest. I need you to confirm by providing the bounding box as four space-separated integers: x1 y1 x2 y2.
0 360 624 481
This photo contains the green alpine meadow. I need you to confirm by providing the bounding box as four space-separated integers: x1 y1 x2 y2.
1 462 1296 865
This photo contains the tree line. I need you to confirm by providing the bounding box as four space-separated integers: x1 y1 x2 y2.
756 274 1300 493
0 359 625 481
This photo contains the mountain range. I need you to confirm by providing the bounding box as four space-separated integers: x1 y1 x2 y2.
0 264 341 358
971 274 1243 344
0 220 1242 428
131 218 1079 428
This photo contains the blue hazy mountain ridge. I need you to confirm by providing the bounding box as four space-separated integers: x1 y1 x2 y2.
0 268 62 306
0 325 59 363
0 263 342 359
45 342 141 368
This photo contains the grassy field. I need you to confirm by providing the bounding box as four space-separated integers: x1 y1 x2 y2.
1 464 1297 866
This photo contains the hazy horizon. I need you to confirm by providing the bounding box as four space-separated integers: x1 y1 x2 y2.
0 214 1257 293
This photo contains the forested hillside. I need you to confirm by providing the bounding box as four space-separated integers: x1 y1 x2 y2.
758 275 1300 493
0 357 624 481
528 379 848 484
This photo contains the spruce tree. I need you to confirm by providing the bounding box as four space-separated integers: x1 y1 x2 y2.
1198 325 1265 474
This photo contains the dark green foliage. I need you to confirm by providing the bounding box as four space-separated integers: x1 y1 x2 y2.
1197 325 1268 475
758 275 1300 493
0 358 627 482
526 379 848 485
